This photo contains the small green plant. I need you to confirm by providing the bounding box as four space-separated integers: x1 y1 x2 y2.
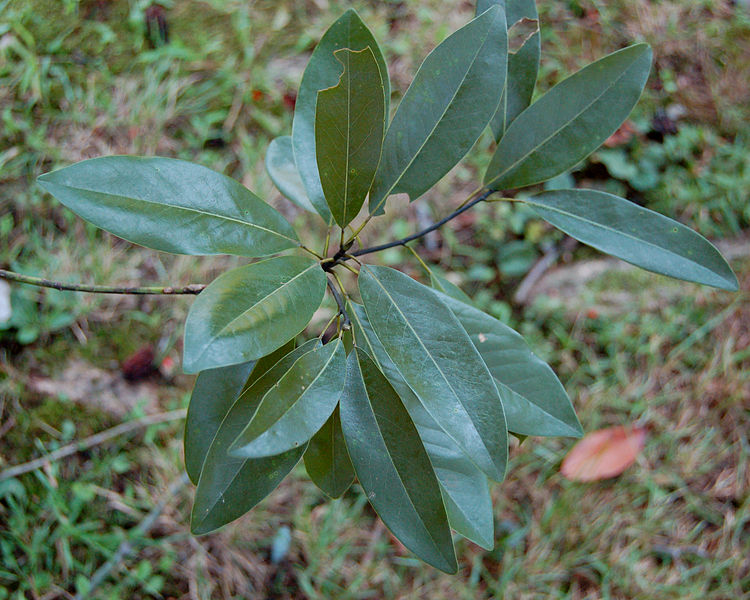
12 1 738 573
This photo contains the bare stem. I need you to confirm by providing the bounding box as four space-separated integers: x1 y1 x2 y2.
0 269 205 295
351 189 495 258
326 276 351 330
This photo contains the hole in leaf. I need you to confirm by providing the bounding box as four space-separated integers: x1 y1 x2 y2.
508 18 539 54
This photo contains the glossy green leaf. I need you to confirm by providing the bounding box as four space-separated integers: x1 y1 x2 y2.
230 339 347 458
184 362 254 484
266 136 317 214
316 47 385 228
368 6 507 214
478 0 541 139
292 9 389 221
303 406 355 499
191 340 317 535
349 302 494 549
429 272 474 305
184 340 297 484
38 156 299 256
523 189 739 291
484 44 652 190
358 266 508 482
437 291 582 438
340 349 458 573
183 256 326 373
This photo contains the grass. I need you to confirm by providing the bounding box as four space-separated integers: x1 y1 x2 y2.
1 0 749 598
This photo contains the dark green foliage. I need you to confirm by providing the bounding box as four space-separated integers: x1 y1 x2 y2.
36 2 738 571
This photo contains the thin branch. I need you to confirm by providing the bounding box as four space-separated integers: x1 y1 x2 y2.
0 409 187 482
326 277 350 330
0 269 205 295
350 189 494 258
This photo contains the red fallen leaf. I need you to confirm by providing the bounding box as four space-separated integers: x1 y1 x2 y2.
252 89 264 102
561 425 646 481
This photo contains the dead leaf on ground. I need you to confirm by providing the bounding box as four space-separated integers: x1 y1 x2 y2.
561 425 646 482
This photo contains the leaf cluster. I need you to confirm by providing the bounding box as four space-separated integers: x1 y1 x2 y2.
35 1 737 572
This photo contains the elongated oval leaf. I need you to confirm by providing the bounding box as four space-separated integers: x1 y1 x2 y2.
191 340 317 535
523 189 739 291
38 156 299 256
303 406 355 498
184 340 297 484
340 349 458 573
358 266 508 481
292 9 389 221
230 339 347 458
183 256 326 373
349 302 494 549
368 6 507 214
266 136 317 214
316 47 385 228
436 291 582 438
478 0 541 140
484 44 652 190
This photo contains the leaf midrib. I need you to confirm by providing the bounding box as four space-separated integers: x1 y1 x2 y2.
45 181 300 246
489 47 645 186
365 271 491 463
195 263 318 365
195 351 314 528
371 10 501 213
240 342 340 449
526 198 719 279
359 360 452 566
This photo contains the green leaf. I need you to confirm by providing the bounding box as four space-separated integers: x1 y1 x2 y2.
184 340 297 484
266 136 317 214
315 47 385 228
38 156 299 256
191 340 317 535
494 0 542 141
523 189 739 291
292 9 389 221
340 349 458 573
230 339 347 458
184 362 254 485
429 273 474 305
349 302 494 550
437 291 582 438
484 44 652 190
303 406 355 499
358 266 508 482
477 0 541 140
368 6 508 214
183 256 326 373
